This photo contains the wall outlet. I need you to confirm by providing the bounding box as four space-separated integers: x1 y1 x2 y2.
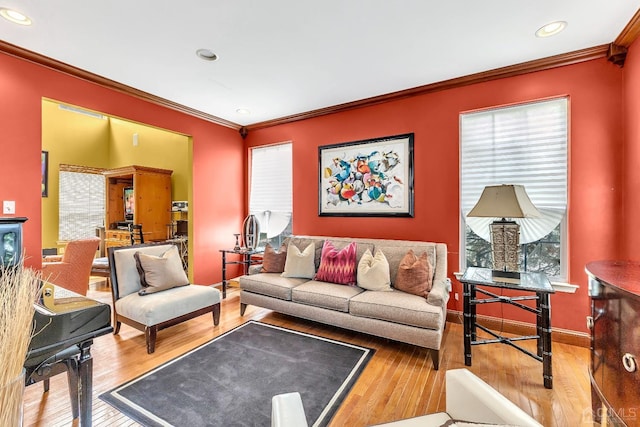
454 292 459 301
3 201 15 214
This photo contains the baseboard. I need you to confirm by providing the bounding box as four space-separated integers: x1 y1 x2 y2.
446 310 590 348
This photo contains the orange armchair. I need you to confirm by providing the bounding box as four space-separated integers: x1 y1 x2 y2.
41 238 100 295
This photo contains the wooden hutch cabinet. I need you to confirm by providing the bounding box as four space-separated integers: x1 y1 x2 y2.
103 165 172 245
586 260 640 426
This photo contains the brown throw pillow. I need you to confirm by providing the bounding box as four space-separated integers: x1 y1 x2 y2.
261 243 287 273
134 246 190 295
394 249 433 298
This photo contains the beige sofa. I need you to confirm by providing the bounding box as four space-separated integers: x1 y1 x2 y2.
239 236 449 369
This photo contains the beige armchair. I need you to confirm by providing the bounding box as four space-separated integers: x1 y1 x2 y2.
41 238 100 295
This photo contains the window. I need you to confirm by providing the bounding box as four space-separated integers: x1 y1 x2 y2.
460 97 568 280
249 143 293 247
59 166 105 241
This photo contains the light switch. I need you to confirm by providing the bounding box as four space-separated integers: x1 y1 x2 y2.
3 201 15 214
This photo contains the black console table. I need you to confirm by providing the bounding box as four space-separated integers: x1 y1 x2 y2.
219 248 263 298
460 267 555 389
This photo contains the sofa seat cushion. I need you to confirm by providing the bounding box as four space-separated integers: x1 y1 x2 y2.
115 284 220 326
240 273 309 300
292 281 364 312
349 289 443 330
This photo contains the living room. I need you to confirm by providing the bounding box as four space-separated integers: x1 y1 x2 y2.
2 2 640 426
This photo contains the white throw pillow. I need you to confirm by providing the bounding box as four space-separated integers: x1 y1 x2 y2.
357 249 392 291
281 243 316 279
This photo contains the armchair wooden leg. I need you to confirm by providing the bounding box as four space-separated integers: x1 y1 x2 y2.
113 321 121 335
240 303 247 316
212 304 221 326
145 326 157 354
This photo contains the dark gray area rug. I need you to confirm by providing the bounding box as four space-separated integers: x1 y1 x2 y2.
100 321 374 426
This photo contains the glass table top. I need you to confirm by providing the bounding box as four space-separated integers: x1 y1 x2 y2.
461 267 555 293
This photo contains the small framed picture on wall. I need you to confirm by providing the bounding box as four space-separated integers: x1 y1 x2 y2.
41 150 48 197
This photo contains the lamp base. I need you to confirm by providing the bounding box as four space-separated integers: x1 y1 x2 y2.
491 270 521 280
490 220 519 272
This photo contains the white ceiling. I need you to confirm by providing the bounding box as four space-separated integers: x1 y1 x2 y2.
0 1 639 126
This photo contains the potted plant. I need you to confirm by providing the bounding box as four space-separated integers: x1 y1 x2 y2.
0 260 41 426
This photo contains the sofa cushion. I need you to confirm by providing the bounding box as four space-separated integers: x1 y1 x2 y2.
357 249 392 291
261 243 287 273
282 242 316 279
292 281 364 312
134 246 190 295
372 241 437 287
315 240 357 286
394 249 433 298
115 284 220 326
349 289 443 330
240 273 308 300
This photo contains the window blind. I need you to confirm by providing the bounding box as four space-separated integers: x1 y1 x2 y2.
59 170 105 240
460 97 568 243
249 143 292 237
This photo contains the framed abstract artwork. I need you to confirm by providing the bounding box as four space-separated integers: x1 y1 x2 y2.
318 133 414 217
41 151 49 197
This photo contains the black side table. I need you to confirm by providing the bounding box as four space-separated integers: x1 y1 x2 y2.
459 267 555 389
219 248 263 298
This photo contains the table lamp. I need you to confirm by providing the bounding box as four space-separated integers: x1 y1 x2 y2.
467 184 540 275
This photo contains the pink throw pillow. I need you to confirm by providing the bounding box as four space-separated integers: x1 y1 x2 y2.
314 240 357 286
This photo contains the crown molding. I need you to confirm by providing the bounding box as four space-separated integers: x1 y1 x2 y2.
615 8 640 47
0 40 241 130
246 44 609 132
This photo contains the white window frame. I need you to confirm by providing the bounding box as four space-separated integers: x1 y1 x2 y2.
248 142 293 247
460 97 568 281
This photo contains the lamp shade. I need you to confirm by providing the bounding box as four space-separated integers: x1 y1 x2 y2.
467 185 541 219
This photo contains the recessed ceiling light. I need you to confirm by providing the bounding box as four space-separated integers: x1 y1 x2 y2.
196 49 218 61
535 21 567 38
236 108 251 115
0 8 32 25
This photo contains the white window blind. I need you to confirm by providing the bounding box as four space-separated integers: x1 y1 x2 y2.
249 143 292 239
461 97 568 245
59 170 105 240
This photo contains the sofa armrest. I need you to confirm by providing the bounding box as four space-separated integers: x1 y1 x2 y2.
248 264 262 275
427 278 451 306
446 369 542 426
271 392 308 427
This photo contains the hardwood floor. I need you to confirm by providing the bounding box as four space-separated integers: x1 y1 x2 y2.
23 285 592 426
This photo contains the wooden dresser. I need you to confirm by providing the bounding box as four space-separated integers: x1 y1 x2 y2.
586 260 640 426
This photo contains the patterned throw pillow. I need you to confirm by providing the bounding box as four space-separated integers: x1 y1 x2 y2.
357 249 392 291
315 240 357 286
394 249 433 298
281 243 316 279
134 246 190 295
261 243 287 273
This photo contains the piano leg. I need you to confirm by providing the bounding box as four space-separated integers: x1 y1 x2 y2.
65 356 80 419
78 340 94 427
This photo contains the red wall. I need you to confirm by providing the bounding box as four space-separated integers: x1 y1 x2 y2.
0 51 244 284
623 39 640 258
245 58 624 333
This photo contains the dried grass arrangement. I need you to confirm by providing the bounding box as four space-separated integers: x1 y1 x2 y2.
0 259 41 426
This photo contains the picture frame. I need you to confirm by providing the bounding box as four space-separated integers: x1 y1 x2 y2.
318 133 414 217
41 151 48 197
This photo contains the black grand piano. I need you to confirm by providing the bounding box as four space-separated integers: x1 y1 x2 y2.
25 282 112 426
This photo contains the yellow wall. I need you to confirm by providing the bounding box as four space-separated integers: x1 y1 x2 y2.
41 100 110 249
41 99 191 249
108 117 190 201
